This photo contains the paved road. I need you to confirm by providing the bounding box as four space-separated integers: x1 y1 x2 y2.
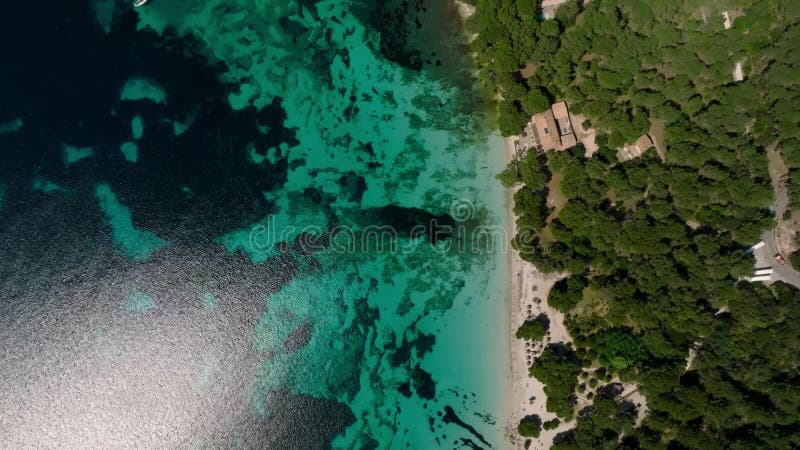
763 230 779 259
754 235 774 269
772 264 800 288
771 189 789 218
752 237 800 288
750 190 800 288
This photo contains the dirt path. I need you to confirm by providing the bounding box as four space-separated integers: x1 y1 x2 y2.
766 143 789 196
648 118 667 162
571 113 598 157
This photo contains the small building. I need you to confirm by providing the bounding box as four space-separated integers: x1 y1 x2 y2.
551 101 577 147
722 11 732 29
749 274 772 282
747 241 766 253
733 61 744 82
617 134 654 161
530 101 578 152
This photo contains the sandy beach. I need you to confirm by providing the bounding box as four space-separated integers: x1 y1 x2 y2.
502 137 576 449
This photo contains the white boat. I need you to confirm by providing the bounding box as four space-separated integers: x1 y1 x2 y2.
133 0 149 6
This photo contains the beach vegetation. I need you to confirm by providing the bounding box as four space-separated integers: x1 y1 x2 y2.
517 414 543 438
529 343 582 419
515 315 549 341
543 418 560 430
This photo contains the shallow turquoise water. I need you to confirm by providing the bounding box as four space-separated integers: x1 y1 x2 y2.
32 178 65 194
119 77 167 104
131 115 144 140
0 118 22 135
126 290 157 313
95 183 168 261
63 144 94 166
136 1 510 447
132 1 512 447
119 141 139 163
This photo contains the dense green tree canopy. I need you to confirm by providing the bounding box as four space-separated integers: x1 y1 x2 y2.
530 343 583 420
517 414 543 438
479 0 800 447
515 314 549 341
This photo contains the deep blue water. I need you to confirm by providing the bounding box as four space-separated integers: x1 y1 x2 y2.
0 5 334 447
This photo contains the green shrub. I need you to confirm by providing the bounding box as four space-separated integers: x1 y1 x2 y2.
543 418 561 430
517 415 542 438
516 314 550 341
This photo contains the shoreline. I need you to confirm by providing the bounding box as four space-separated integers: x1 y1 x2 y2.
454 0 476 20
452 2 575 446
503 138 575 448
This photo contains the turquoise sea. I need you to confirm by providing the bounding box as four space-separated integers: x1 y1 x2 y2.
0 0 510 448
